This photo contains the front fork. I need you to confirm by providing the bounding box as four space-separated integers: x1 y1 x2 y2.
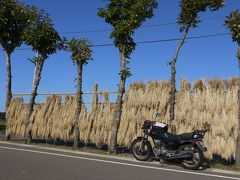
139 131 148 150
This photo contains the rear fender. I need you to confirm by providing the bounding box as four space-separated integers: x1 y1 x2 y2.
179 140 207 152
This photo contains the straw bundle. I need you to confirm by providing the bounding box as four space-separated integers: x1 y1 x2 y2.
30 95 62 139
45 97 87 142
6 78 239 160
207 79 225 91
193 79 205 92
81 91 114 146
6 98 27 136
80 84 99 143
180 79 191 92
118 81 171 146
173 78 238 160
57 96 77 140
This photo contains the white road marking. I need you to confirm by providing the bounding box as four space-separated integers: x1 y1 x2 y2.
0 145 239 180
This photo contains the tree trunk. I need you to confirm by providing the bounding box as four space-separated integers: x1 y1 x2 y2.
109 51 126 153
24 57 45 144
169 28 189 123
5 51 12 140
237 47 240 70
236 47 240 164
73 63 83 149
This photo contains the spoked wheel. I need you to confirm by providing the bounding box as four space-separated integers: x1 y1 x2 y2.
131 138 152 161
180 144 204 170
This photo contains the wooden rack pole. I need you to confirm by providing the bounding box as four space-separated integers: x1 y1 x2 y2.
12 90 118 97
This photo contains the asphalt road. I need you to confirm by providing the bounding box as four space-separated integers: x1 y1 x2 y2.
0 142 239 180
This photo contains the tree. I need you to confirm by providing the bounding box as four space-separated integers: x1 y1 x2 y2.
23 12 64 143
0 0 31 110
169 0 224 123
68 38 93 149
0 0 38 140
225 10 240 164
98 0 158 153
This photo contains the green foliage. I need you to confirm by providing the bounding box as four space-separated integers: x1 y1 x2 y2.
24 12 64 59
68 38 93 65
177 0 224 32
98 0 158 57
120 68 132 79
0 0 37 53
225 10 240 46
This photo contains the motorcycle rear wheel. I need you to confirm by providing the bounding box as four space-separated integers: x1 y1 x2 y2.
180 144 204 170
131 138 152 161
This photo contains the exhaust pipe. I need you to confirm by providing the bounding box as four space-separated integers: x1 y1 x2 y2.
165 151 193 159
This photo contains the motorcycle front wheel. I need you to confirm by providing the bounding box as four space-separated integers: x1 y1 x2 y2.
179 144 204 170
131 138 152 161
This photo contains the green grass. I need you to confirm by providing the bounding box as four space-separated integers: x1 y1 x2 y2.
0 119 6 134
0 119 6 126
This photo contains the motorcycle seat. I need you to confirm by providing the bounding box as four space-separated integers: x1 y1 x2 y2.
165 132 193 141
177 133 193 140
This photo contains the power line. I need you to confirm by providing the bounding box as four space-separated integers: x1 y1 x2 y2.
137 33 229 44
0 32 229 51
0 16 227 51
93 32 229 47
60 16 225 35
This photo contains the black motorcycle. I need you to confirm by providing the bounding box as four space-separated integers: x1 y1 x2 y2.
131 115 208 170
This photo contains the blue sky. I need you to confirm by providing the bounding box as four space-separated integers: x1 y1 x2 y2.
0 0 239 111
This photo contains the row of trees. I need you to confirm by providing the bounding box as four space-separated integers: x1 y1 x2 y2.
0 0 92 147
225 10 240 165
0 0 239 163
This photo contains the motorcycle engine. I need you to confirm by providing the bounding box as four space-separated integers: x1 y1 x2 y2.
153 140 167 156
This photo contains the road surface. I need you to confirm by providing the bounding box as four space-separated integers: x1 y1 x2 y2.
0 141 239 180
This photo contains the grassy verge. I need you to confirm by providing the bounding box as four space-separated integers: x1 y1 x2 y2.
0 119 6 134
0 119 6 126
210 163 240 171
35 143 110 156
